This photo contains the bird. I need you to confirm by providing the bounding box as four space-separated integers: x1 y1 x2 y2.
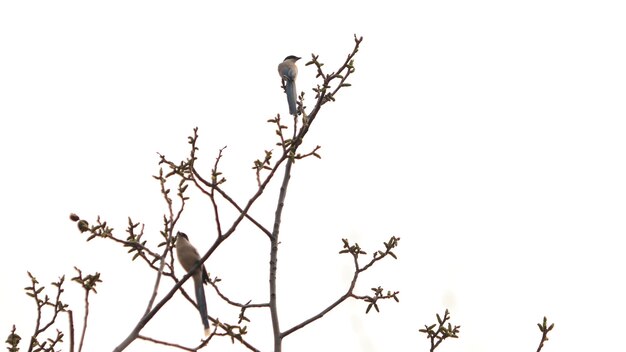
175 231 210 336
278 55 301 115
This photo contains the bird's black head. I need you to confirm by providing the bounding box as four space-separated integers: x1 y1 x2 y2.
176 232 188 240
284 55 301 61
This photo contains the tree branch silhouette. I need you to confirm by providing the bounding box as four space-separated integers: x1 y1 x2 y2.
419 309 460 352
7 34 407 352
536 316 554 352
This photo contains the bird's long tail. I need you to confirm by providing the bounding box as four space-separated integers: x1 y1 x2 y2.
286 79 297 115
194 279 210 336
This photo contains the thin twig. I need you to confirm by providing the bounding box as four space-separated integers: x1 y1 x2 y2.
190 154 272 239
209 280 269 308
536 316 554 352
137 335 195 351
144 171 185 314
77 290 89 352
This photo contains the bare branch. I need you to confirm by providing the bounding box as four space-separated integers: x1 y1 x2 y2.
536 316 555 352
209 276 269 309
137 335 195 351
281 236 399 338
71 267 101 352
69 214 166 273
67 310 75 352
25 273 69 352
418 309 460 352
113 140 286 350
187 135 272 239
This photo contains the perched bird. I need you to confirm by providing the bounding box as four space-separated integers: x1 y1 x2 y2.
175 232 210 336
278 55 301 115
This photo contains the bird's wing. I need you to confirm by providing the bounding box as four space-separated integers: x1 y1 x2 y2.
177 243 201 273
279 62 297 82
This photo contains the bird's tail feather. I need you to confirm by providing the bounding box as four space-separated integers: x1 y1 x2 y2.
194 280 210 335
286 80 297 115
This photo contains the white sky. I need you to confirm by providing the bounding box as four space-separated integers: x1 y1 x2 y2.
1 1 625 351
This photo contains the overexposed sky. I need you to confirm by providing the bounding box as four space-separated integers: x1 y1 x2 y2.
1 1 625 351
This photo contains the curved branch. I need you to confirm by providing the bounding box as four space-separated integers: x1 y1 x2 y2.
281 254 359 338
210 279 269 309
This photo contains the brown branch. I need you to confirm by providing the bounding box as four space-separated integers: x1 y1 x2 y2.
109 35 365 352
71 268 101 352
213 185 272 239
77 291 89 352
209 147 226 237
268 35 365 351
137 335 195 351
37 277 66 333
143 169 187 314
418 309 460 352
188 144 272 239
67 310 75 352
358 236 400 273
281 253 359 338
71 214 168 274
209 278 269 309
269 156 294 352
303 34 363 131
282 236 399 338
113 139 288 351
536 316 554 352
25 273 69 352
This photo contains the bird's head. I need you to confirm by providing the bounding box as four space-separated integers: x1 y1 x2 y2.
283 55 301 62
